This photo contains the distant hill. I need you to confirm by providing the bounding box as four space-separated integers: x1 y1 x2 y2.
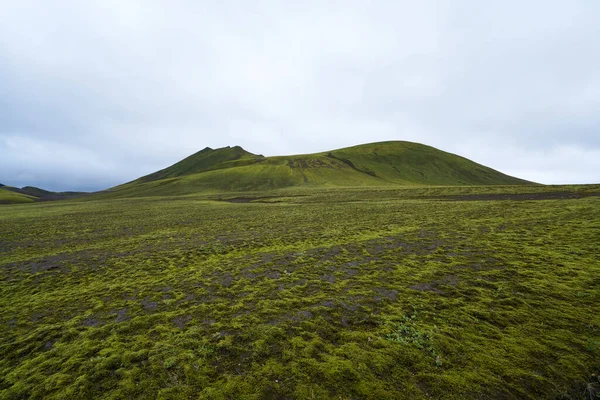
0 185 88 204
104 141 534 198
0 187 38 204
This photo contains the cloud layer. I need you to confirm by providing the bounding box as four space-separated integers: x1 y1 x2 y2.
1 0 599 190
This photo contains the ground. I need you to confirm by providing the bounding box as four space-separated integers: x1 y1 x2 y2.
0 185 599 399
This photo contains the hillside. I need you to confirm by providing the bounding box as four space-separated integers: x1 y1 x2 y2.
0 187 38 204
133 146 265 184
324 141 532 186
0 185 88 204
104 141 534 198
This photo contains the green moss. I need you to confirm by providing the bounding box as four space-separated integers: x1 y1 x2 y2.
1 185 599 398
100 141 535 199
0 187 37 204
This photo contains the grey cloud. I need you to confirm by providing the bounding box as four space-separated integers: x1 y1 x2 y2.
1 0 599 190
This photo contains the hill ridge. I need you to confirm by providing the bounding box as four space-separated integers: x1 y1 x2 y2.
105 141 534 198
134 145 265 184
0 185 88 204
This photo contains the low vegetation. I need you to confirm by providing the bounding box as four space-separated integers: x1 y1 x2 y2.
0 185 86 204
107 141 533 198
1 184 599 399
0 187 37 204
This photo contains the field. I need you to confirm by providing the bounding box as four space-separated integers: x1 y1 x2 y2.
1 185 599 399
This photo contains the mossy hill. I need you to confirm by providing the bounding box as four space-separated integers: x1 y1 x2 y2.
134 145 265 183
0 187 38 204
0 185 87 204
106 141 534 198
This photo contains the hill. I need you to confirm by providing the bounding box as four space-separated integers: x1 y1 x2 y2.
0 185 88 204
134 145 266 184
324 141 532 186
105 141 533 198
0 187 38 204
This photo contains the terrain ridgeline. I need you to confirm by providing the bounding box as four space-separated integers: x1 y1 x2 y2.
108 141 534 198
0 185 87 204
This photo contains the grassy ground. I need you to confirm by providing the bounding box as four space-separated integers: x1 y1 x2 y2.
1 185 599 399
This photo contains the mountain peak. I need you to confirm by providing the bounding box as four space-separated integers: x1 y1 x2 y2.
135 145 262 184
117 140 534 195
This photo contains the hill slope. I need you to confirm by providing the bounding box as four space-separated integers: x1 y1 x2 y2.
0 185 88 204
324 141 532 186
0 187 38 204
103 141 533 198
133 146 265 184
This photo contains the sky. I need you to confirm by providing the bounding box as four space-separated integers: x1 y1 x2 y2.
1 1 599 191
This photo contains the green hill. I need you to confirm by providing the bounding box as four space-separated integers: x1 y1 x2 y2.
324 141 532 186
0 185 88 204
133 146 265 184
18 186 54 198
104 141 534 198
0 187 38 204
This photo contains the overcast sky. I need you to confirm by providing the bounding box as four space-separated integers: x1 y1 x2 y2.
1 1 599 191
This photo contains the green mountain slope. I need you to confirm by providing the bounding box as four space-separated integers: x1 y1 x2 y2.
103 141 534 198
0 187 38 204
0 185 88 204
324 141 532 186
133 146 265 184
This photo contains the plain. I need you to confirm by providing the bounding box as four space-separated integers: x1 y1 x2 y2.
1 184 599 399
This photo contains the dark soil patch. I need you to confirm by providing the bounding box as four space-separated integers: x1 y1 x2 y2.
410 282 442 293
214 273 234 287
114 308 130 323
141 298 159 312
25 254 74 273
266 271 281 280
373 288 398 302
184 293 197 301
8 250 112 275
294 310 314 320
220 196 280 203
410 275 460 294
172 315 192 329
82 316 102 327
319 300 336 308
